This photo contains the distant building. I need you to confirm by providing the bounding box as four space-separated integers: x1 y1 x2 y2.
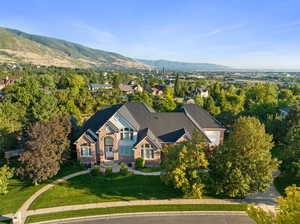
119 81 143 94
150 85 165 96
279 104 300 118
189 88 209 98
0 76 19 90
88 83 113 91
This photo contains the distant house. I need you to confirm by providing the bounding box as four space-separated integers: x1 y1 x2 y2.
280 104 300 118
150 85 165 96
88 83 112 91
119 81 143 94
0 76 19 90
75 102 225 166
189 88 209 98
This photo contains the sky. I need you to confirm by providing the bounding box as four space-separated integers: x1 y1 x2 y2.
1 0 300 70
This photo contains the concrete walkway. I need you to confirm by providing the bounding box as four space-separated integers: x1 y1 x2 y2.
1 169 281 223
13 170 90 224
26 198 244 216
245 171 281 213
128 167 161 176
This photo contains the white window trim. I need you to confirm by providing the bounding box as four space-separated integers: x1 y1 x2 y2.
80 147 92 157
141 144 155 160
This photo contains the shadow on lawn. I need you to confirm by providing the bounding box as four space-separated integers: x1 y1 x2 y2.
63 173 182 201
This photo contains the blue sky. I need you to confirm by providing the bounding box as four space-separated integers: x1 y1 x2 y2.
1 0 300 69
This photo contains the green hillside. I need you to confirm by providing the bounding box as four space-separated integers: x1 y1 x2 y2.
0 27 148 69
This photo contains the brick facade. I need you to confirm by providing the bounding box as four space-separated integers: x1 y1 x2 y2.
134 138 161 166
98 126 119 162
75 135 97 164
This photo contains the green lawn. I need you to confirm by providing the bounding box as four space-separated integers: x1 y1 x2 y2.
274 172 300 195
30 173 182 210
26 204 248 223
0 162 84 215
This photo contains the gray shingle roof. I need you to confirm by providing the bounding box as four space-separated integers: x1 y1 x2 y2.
177 104 223 129
82 102 223 144
83 104 122 132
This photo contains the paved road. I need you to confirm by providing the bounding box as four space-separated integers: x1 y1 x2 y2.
37 212 255 224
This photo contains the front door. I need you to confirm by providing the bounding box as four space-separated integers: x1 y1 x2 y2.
104 137 114 160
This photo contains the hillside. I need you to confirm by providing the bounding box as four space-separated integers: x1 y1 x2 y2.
0 27 149 69
137 59 230 71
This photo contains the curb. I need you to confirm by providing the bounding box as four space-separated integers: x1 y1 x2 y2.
30 211 249 224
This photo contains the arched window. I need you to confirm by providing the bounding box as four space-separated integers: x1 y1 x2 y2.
141 143 154 159
120 128 133 140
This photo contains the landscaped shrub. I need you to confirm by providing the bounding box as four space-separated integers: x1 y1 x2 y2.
90 165 101 176
135 158 145 169
105 167 113 176
119 162 128 176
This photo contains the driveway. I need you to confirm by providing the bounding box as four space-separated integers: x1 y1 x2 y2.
32 212 255 224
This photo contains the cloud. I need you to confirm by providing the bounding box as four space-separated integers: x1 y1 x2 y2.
199 23 246 38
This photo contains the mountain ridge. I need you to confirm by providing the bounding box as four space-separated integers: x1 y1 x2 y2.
0 27 149 69
0 27 230 71
136 59 231 71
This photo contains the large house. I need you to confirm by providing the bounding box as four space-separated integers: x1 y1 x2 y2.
279 104 300 118
75 102 225 166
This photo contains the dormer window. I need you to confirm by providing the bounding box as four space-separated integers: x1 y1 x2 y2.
120 128 133 140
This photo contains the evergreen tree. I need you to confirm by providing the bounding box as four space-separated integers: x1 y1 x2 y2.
174 74 180 96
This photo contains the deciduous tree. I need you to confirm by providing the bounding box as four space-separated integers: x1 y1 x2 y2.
161 132 209 198
0 165 14 194
18 115 71 185
209 116 278 198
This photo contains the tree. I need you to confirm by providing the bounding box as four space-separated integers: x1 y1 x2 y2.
174 74 180 96
205 97 221 115
0 165 14 194
32 93 58 122
209 116 278 198
247 186 300 224
161 131 209 198
155 86 176 112
18 115 71 185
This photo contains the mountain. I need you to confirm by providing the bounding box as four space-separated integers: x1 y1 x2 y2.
0 27 149 69
0 27 230 71
136 59 231 71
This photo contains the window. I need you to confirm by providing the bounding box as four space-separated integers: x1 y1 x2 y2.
141 143 154 159
104 137 113 151
80 146 91 157
120 128 133 140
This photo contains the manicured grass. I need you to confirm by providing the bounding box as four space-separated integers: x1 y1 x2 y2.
0 162 84 215
30 173 182 210
26 204 248 223
137 166 162 173
274 172 300 195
